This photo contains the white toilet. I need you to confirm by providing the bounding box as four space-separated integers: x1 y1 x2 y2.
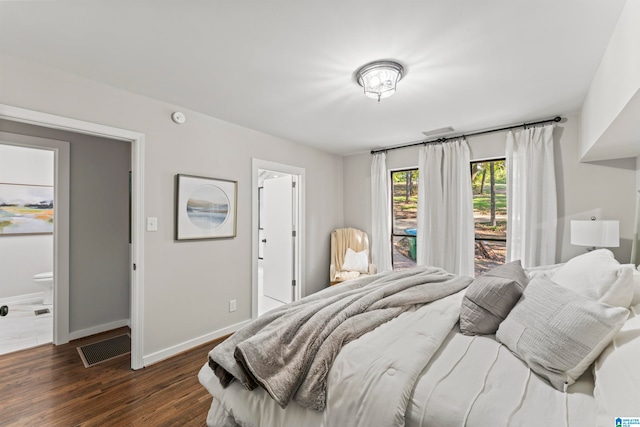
33 272 53 305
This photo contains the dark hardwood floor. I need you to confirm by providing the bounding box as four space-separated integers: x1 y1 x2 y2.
0 327 224 426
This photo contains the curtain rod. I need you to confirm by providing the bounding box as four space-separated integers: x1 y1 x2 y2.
370 116 562 155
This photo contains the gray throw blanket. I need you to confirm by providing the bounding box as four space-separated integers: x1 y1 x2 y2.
208 266 472 410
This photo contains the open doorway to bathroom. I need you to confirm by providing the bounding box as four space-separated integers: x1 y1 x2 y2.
252 159 305 318
0 105 144 370
0 143 55 355
258 169 296 315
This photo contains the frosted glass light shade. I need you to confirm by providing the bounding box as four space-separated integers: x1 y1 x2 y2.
571 220 620 248
356 61 404 102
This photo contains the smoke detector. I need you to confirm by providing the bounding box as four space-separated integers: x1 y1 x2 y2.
171 111 186 124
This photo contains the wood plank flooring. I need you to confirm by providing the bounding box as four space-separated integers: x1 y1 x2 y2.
0 327 224 426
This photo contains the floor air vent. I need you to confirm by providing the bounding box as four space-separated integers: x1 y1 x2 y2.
77 333 131 368
34 308 50 316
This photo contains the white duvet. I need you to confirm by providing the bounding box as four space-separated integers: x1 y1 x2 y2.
198 290 597 427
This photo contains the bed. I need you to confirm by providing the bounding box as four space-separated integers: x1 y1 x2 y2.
199 249 640 427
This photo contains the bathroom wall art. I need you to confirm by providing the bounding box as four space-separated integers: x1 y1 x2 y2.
175 174 237 241
0 183 54 235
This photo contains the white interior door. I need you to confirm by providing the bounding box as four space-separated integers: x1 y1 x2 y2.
263 175 293 303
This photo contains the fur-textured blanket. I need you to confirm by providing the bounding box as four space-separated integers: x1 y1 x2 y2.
208 266 472 410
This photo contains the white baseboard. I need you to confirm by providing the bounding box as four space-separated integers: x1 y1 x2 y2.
69 319 130 341
143 319 251 367
0 292 45 306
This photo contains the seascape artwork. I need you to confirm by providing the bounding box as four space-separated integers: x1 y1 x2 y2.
186 185 230 230
175 174 237 240
0 183 54 235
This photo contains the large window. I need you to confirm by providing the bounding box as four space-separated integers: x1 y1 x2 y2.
391 169 418 270
390 160 507 274
471 159 507 275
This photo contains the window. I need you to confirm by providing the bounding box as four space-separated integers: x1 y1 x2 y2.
391 169 418 270
390 161 507 274
471 159 507 275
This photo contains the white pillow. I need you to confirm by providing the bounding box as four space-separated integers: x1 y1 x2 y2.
551 249 634 308
341 248 369 273
525 262 564 280
496 277 629 391
594 313 640 425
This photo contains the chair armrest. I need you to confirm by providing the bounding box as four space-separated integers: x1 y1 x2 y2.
369 264 377 275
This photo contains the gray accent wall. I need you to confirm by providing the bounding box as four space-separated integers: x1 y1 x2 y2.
1 53 344 357
344 113 637 265
0 124 131 333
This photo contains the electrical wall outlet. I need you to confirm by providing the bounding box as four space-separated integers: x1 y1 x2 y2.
229 299 237 312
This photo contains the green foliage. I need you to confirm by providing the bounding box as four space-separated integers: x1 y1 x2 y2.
392 170 418 183
471 160 506 194
473 194 506 214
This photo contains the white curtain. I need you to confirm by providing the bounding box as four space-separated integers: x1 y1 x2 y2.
371 152 393 273
506 125 557 268
417 139 475 276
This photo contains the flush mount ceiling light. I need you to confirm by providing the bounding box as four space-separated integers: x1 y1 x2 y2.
355 60 405 102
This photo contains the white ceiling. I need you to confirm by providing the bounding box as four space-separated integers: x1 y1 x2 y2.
0 1 627 156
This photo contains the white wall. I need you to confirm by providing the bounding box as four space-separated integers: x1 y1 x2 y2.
580 0 640 161
0 53 344 358
344 113 637 266
637 156 640 190
0 144 54 300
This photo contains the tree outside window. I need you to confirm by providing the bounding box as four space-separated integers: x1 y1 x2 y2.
471 159 507 275
391 169 418 270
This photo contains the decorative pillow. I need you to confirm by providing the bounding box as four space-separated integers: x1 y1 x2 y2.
341 248 369 273
496 277 629 391
551 249 634 308
593 313 640 425
525 262 564 280
459 260 528 336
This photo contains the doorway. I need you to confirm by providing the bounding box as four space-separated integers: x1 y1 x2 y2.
0 142 56 355
252 159 305 318
0 104 145 370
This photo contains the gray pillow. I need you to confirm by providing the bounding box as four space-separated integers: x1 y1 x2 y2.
459 260 528 335
496 277 629 391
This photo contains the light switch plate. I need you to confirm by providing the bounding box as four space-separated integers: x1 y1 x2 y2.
146 217 158 232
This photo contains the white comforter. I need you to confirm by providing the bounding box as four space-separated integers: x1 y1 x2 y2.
199 291 465 427
198 289 597 427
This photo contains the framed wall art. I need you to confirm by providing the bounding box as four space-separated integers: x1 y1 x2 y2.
0 183 54 236
175 174 237 240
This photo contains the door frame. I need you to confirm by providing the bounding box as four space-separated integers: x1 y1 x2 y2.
0 104 146 370
0 133 70 346
251 159 305 319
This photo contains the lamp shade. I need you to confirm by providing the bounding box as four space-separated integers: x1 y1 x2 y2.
570 220 620 248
